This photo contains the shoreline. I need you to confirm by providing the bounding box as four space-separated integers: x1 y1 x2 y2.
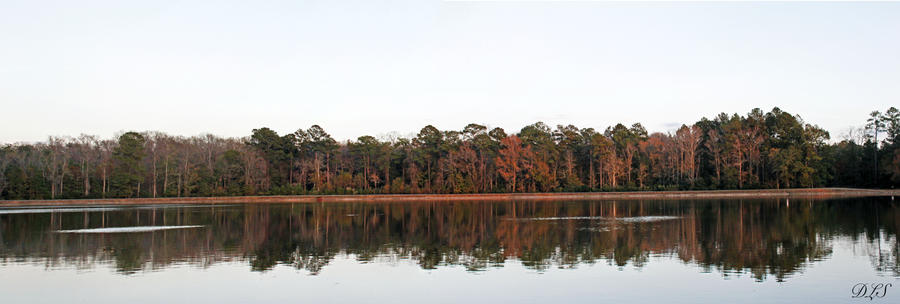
0 188 897 207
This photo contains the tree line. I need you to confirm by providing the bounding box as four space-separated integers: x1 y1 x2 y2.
1 107 898 200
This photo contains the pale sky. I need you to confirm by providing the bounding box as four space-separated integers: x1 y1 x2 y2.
1 1 898 143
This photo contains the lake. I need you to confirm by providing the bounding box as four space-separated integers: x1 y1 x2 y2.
1 198 897 303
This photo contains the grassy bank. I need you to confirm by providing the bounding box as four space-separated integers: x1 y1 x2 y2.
0 188 897 207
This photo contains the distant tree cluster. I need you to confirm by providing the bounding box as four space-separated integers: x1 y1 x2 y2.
1 107 898 200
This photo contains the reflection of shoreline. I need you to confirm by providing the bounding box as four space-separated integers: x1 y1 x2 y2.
0 199 896 281
1 188 897 206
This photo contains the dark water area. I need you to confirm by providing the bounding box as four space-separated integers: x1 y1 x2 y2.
0 198 898 303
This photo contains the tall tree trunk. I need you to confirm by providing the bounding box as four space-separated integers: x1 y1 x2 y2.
82 159 90 197
152 155 158 198
589 158 595 189
384 154 390 192
315 153 320 191
163 157 169 196
101 167 107 198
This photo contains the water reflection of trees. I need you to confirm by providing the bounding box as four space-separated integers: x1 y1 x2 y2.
0 198 897 280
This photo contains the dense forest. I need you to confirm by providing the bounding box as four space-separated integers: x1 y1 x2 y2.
0 107 898 200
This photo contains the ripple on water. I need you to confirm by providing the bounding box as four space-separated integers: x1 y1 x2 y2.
54 225 205 233
506 216 682 222
0 207 124 215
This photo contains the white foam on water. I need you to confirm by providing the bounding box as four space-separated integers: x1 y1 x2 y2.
0 207 124 215
577 227 617 232
54 225 204 233
0 204 234 215
133 204 238 210
616 216 682 223
506 215 681 222
508 216 605 221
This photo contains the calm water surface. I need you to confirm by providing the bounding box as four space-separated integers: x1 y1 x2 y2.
0 198 897 303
